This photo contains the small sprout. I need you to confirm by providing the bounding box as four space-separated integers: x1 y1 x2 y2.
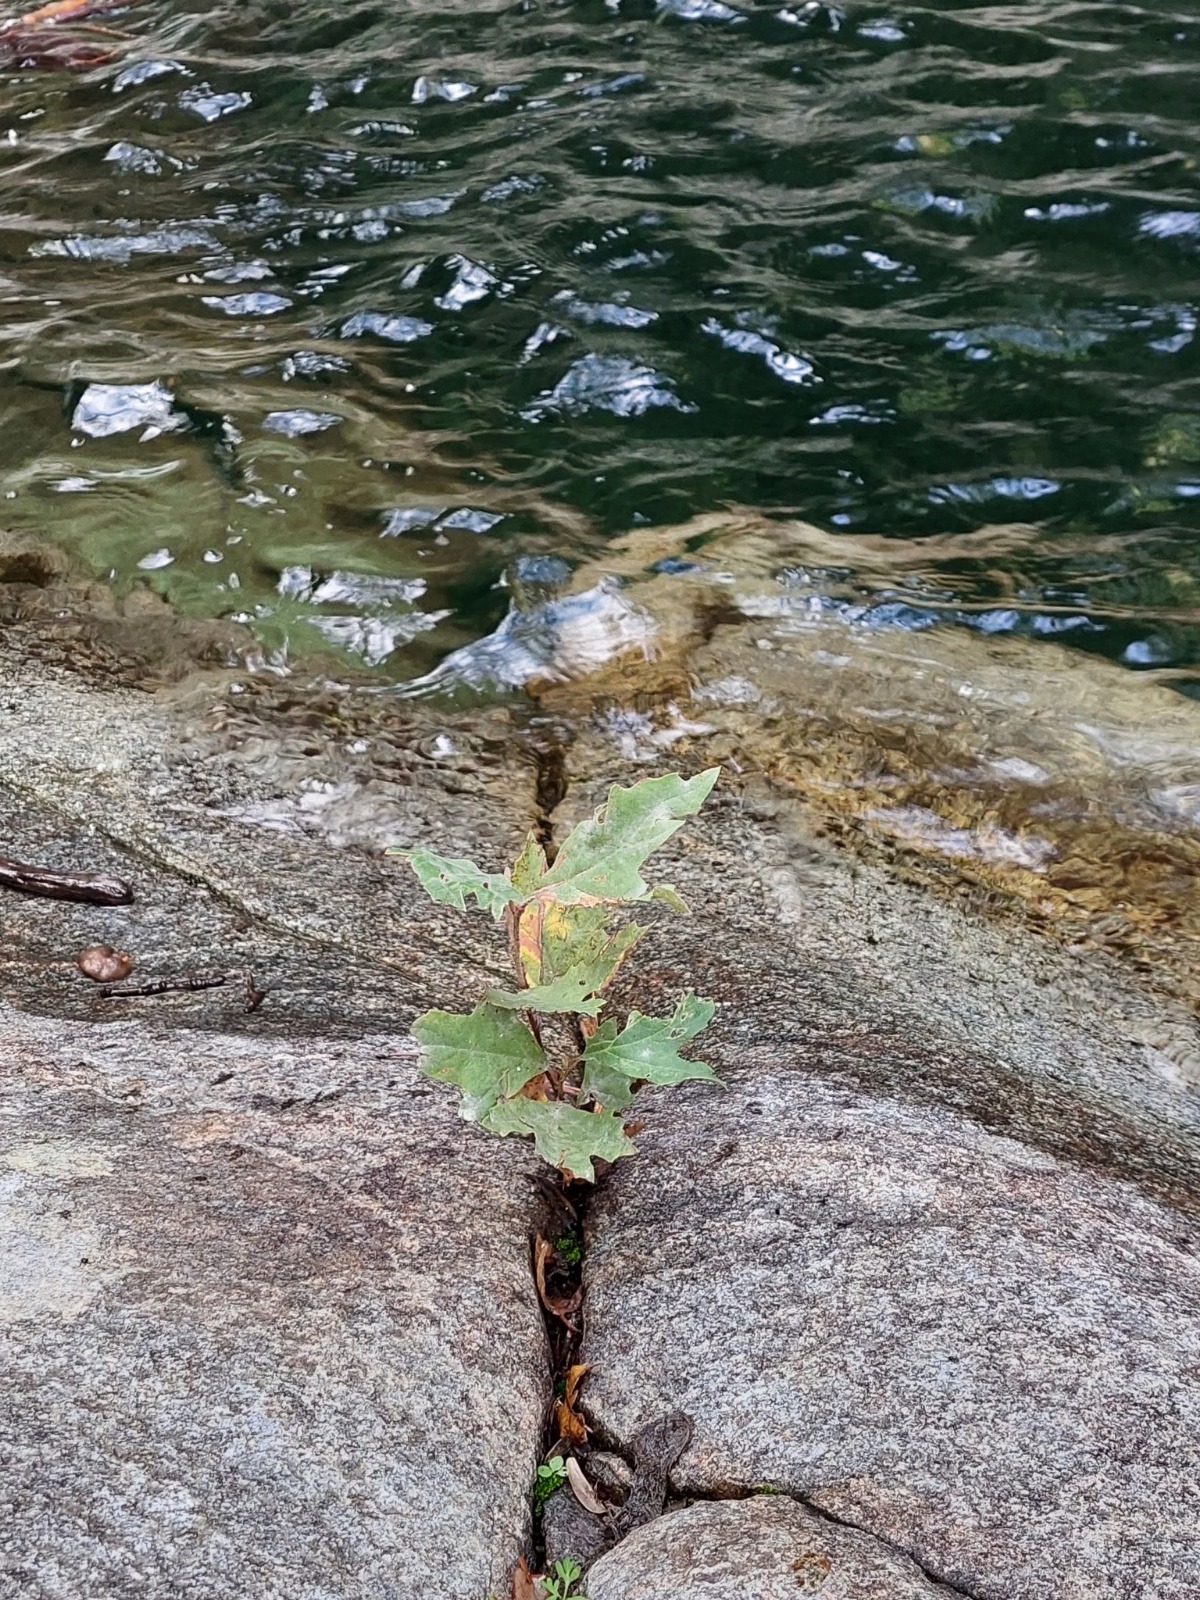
401 770 722 1180
539 1558 586 1600
532 1455 567 1513
76 944 134 984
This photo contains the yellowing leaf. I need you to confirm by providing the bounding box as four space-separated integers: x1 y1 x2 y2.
540 902 608 977
517 897 546 987
511 834 548 893
488 925 645 1016
582 992 718 1098
413 1003 544 1120
483 1099 637 1181
534 769 719 907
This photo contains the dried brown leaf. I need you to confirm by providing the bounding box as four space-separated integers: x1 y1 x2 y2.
534 1235 582 1324
13 0 123 21
565 1456 607 1516
564 1362 590 1407
555 1398 587 1444
511 1555 538 1600
554 1362 591 1444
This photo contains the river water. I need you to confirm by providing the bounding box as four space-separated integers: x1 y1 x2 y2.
3 0 1200 688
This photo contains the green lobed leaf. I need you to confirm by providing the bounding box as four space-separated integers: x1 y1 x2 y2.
403 848 523 920
533 769 719 907
577 1049 636 1113
487 969 607 1017
413 1003 545 1120
582 991 719 1098
649 884 690 914
483 1098 638 1182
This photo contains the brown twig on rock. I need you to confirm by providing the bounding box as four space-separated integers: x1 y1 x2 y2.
100 971 229 1001
100 968 269 1013
0 854 133 905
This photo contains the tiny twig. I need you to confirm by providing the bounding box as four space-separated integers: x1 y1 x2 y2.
100 971 229 1001
0 853 133 905
99 967 268 1012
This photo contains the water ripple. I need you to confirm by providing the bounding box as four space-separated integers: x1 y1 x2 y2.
0 0 1196 681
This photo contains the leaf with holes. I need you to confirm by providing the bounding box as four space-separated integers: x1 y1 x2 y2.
399 848 523 920
578 1047 637 1113
533 769 719 906
413 1003 544 1120
483 1098 637 1182
401 767 722 1180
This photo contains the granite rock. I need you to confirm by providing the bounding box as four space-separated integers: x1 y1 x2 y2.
0 1008 550 1600
586 1496 954 1599
581 1069 1200 1600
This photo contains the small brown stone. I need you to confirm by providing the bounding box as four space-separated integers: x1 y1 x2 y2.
76 945 134 984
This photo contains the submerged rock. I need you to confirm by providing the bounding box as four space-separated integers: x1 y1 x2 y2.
0 529 69 588
532 512 1200 1012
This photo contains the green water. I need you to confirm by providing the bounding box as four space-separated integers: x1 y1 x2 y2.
3 0 1200 684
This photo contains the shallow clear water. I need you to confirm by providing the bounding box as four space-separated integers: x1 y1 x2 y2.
4 0 1200 683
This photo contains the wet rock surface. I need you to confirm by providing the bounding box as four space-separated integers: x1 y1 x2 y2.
0 627 555 1598
538 512 1200 1014
585 1497 954 1599
580 1070 1200 1599
557 745 1200 1214
4 569 1200 1596
0 628 542 1032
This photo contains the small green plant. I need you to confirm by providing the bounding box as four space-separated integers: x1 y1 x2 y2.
532 1456 568 1513
398 770 720 1181
555 1231 583 1267
540 1558 586 1600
